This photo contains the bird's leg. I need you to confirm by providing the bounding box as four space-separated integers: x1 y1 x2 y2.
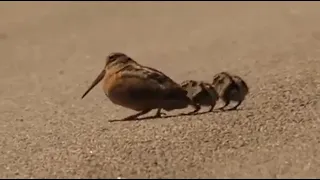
207 96 216 112
219 100 230 111
199 83 216 113
153 108 166 118
122 109 152 120
187 103 201 115
228 100 242 111
208 102 216 112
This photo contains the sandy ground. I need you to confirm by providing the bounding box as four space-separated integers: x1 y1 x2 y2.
0 2 320 178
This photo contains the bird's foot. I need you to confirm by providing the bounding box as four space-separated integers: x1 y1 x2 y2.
154 110 166 118
185 108 200 115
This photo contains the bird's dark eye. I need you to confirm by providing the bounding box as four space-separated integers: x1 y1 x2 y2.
181 81 188 87
108 53 121 61
191 80 197 87
213 76 220 83
218 79 224 84
106 52 126 65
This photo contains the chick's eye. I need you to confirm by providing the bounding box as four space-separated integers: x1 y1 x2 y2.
191 81 197 87
218 79 224 83
213 76 220 82
180 82 187 87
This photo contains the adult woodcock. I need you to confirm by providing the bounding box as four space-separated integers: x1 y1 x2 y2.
81 52 200 120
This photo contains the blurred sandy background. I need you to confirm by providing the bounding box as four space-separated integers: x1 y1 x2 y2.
0 2 320 178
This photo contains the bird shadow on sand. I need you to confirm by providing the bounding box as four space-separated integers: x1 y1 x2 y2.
108 108 249 123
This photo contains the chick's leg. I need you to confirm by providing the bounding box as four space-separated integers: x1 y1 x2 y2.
208 101 216 112
187 103 201 115
228 100 242 111
219 99 230 110
154 108 166 118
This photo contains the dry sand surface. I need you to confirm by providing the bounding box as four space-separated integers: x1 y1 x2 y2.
1 1 320 178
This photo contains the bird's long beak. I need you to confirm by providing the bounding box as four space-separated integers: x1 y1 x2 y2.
81 69 106 99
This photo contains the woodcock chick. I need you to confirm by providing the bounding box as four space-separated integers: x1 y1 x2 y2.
180 80 219 112
212 71 249 110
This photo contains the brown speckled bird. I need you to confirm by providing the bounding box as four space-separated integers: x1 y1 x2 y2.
212 71 249 110
180 80 219 113
81 52 200 120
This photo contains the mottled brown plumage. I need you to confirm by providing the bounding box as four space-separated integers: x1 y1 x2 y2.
81 52 199 120
212 71 249 110
180 80 219 112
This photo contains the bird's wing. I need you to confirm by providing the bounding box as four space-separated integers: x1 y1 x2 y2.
120 65 189 100
232 75 249 94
